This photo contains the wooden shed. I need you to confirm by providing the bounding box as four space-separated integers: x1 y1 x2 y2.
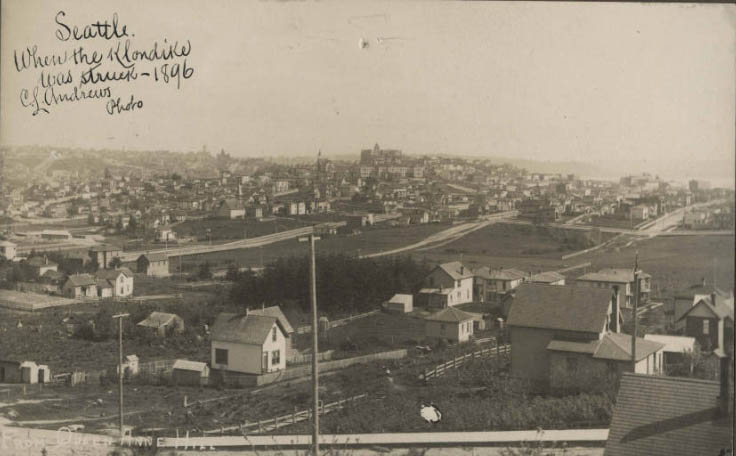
172 360 209 386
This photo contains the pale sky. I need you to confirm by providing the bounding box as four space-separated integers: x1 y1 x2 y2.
2 1 734 180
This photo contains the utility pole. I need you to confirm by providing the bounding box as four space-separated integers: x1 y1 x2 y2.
631 253 639 370
298 231 321 455
112 313 129 440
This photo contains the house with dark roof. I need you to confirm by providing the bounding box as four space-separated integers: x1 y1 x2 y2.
604 359 733 456
211 308 289 375
417 261 473 308
677 292 734 354
472 266 527 302
95 267 134 297
62 274 97 299
507 283 663 392
576 268 651 309
216 199 246 219
88 244 122 269
669 280 733 332
137 312 184 337
26 256 58 276
424 307 475 343
136 253 169 277
248 305 295 360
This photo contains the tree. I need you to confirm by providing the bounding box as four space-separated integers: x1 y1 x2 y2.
197 262 213 280
110 257 123 269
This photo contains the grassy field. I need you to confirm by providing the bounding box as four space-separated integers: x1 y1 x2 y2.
178 223 453 271
569 234 735 300
173 217 309 241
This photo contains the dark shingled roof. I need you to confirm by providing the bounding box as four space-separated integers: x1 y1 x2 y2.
138 253 168 262
507 283 612 333
435 261 473 280
249 305 294 334
96 267 134 280
474 266 527 281
425 306 474 323
577 268 650 283
65 274 96 287
211 312 285 345
605 373 733 456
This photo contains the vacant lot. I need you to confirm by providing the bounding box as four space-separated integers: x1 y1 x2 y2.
173 217 309 242
570 234 734 299
178 223 452 271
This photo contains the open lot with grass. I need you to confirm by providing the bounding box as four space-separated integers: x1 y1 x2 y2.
178 223 452 271
173 217 310 242
570 233 734 299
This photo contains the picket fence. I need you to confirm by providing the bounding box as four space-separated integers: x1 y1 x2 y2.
421 344 510 381
202 393 368 435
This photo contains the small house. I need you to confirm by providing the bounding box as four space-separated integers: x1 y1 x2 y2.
172 360 210 386
0 240 17 260
676 292 734 353
248 305 295 360
117 355 140 377
0 360 21 383
425 307 475 343
217 199 246 219
63 274 98 299
419 261 474 308
136 312 185 336
644 334 697 370
95 278 114 298
211 310 288 375
385 294 413 313
95 268 134 297
88 244 122 269
473 266 527 302
136 253 170 277
27 256 58 276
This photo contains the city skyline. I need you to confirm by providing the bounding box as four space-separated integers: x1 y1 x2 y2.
1 1 734 185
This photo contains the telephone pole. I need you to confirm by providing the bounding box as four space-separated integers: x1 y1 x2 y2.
112 313 129 440
631 253 639 370
299 231 321 455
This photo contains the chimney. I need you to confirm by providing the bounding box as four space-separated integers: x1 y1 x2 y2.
711 292 717 307
702 277 706 288
460 265 464 275
718 355 733 417
611 286 620 333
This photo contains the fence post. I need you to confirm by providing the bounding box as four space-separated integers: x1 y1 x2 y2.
293 407 297 425
258 420 262 434
183 395 188 408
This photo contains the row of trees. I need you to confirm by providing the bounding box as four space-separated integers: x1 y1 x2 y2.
228 254 432 316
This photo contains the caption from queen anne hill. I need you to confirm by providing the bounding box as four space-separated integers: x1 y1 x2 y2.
14 11 195 116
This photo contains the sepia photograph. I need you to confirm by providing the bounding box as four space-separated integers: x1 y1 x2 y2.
0 1 734 455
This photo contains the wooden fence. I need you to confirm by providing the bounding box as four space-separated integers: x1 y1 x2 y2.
202 393 368 436
421 344 510 381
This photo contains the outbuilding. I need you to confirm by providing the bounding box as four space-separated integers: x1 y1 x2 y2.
172 360 210 386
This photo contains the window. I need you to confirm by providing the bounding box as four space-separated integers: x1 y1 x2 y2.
703 319 710 335
215 348 228 365
271 350 280 365
272 327 277 342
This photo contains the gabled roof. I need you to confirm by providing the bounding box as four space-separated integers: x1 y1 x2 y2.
507 283 612 334
138 253 168 262
577 268 650 283
96 279 113 289
474 266 527 281
435 261 473 280
678 295 734 322
248 305 294 334
604 373 733 456
27 257 57 268
96 267 134 280
172 359 208 372
425 307 474 323
211 312 285 345
388 294 413 306
547 333 664 362
65 274 96 287
643 334 697 353
137 312 181 329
